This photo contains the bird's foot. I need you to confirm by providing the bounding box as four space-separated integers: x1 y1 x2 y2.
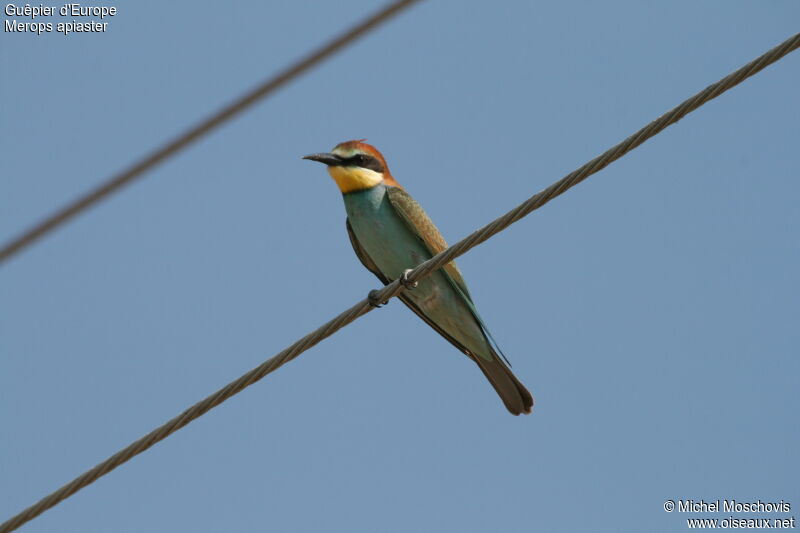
367 289 388 308
400 269 418 290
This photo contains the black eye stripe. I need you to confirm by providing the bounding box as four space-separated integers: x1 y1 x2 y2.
343 154 384 173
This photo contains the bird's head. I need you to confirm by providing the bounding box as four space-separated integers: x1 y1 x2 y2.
303 140 402 193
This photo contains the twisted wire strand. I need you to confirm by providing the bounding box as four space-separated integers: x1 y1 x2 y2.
2 31 798 533
0 0 422 265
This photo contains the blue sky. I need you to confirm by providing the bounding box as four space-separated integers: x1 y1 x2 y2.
2 2 798 532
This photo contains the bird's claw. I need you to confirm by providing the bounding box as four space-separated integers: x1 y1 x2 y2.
368 289 388 308
400 269 418 290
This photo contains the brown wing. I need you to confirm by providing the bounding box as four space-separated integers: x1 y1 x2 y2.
385 187 472 299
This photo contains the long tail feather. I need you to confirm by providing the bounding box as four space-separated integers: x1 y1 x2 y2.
471 350 534 415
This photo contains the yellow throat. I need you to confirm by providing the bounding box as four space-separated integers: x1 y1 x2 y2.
327 166 384 194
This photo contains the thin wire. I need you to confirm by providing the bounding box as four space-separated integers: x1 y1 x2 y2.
0 0 423 266
2 31 798 533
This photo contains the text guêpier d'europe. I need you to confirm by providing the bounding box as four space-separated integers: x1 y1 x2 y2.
5 3 116 35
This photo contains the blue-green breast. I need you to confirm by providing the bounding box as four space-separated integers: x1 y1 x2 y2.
343 185 491 359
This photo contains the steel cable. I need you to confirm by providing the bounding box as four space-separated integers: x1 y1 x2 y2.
0 0 423 265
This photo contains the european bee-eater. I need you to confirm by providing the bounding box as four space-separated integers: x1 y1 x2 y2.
304 140 533 415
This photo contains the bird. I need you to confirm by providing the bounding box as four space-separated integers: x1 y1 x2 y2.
303 140 533 415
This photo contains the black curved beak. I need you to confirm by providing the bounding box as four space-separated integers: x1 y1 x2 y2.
302 153 343 166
